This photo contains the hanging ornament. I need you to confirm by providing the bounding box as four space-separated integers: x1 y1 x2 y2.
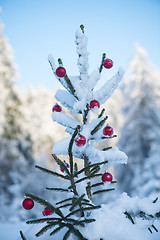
75 134 86 147
103 126 113 136
22 198 34 210
42 207 54 216
56 66 66 77
103 58 113 69
89 99 100 110
52 104 62 112
102 172 113 182
60 161 70 172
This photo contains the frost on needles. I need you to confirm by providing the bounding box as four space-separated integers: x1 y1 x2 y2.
19 25 160 240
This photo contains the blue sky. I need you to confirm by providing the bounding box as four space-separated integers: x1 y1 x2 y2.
0 0 160 89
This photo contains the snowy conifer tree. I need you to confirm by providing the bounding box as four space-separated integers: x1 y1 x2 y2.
116 44 160 198
0 20 17 132
0 19 35 222
19 27 160 240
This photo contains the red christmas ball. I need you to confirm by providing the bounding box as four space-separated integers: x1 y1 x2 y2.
103 126 113 136
52 104 62 112
56 67 66 77
75 134 86 147
42 207 54 216
102 172 113 182
103 58 113 69
89 100 100 110
22 198 34 210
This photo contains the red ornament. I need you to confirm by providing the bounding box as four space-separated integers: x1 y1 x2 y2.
103 58 113 69
42 207 54 216
102 172 113 182
90 100 100 110
75 134 86 147
60 161 70 172
22 198 34 210
103 126 113 136
52 104 62 112
56 66 66 77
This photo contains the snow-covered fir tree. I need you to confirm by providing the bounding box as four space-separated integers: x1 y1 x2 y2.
116 44 160 198
18 26 160 240
0 19 37 222
0 20 17 132
18 86 69 158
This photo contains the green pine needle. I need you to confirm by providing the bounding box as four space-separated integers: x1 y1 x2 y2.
92 188 115 195
91 182 104 188
56 198 73 205
52 154 71 176
63 229 71 240
68 125 81 175
66 205 101 218
75 174 102 184
81 202 96 207
124 212 135 224
69 194 85 211
67 218 85 227
91 116 108 135
153 197 158 203
36 222 60 237
25 193 64 218
90 166 100 176
98 108 105 118
35 165 70 180
152 224 158 232
79 219 96 224
70 225 87 240
20 231 26 240
77 160 108 175
59 203 73 209
26 217 60 224
99 53 106 73
46 187 69 192
102 147 112 151
148 227 153 234
50 224 66 236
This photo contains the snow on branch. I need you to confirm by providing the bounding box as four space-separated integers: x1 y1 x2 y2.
94 67 124 104
48 55 77 98
52 111 80 129
85 146 128 165
55 89 77 110
75 25 89 79
87 69 101 91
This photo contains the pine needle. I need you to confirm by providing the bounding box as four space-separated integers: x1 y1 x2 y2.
46 187 69 192
91 116 108 135
63 229 71 240
20 231 26 240
35 165 70 180
56 197 73 205
36 222 60 237
124 211 135 224
25 193 64 219
92 188 115 195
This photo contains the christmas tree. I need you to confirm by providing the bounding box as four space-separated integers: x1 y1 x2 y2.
19 26 160 240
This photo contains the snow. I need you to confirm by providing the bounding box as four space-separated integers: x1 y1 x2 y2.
14 193 160 240
55 89 76 109
94 67 124 104
52 111 80 129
